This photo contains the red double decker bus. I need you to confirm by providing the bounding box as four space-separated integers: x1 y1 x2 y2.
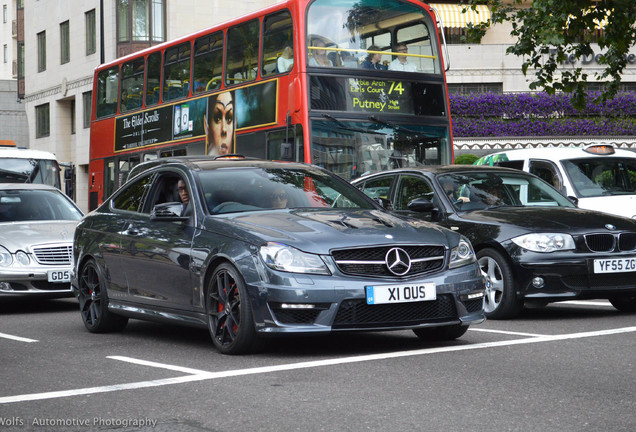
89 0 453 209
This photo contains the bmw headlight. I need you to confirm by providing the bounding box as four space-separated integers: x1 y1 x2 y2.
0 245 13 267
512 233 575 252
259 242 331 275
449 238 476 269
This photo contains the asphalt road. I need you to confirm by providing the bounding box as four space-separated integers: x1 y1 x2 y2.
1 297 634 432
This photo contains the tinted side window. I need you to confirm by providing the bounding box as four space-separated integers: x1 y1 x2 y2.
146 52 161 106
193 31 223 93
529 160 562 189
163 42 191 102
226 19 259 85
96 66 119 118
120 57 144 112
262 10 293 76
112 174 153 212
359 176 393 200
395 175 433 210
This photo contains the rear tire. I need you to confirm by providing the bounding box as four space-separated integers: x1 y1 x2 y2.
477 248 522 319
413 324 469 341
205 263 259 355
609 295 636 312
77 259 128 333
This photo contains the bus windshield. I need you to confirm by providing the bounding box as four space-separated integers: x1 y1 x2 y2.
311 118 450 180
0 158 61 188
307 0 441 74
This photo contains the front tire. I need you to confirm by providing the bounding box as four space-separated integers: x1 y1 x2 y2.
609 295 636 312
205 263 258 355
413 324 468 341
477 248 522 319
77 259 128 333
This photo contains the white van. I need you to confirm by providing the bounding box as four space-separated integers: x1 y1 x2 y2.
0 147 62 189
475 144 636 219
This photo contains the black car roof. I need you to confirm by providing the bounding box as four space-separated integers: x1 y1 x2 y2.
353 164 528 182
127 156 316 180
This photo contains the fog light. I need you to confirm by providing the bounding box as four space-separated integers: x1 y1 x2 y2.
532 277 545 288
0 282 12 291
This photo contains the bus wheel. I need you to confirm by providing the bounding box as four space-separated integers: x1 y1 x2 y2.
477 248 522 319
205 263 259 355
77 259 128 332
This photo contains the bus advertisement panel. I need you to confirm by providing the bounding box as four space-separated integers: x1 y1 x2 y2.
89 0 452 209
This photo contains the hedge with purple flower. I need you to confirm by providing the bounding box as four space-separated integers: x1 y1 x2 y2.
449 92 636 137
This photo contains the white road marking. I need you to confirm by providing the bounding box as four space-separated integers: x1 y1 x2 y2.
468 328 545 337
0 332 38 343
2 326 634 405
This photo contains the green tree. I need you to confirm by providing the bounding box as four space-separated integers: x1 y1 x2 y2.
464 0 636 109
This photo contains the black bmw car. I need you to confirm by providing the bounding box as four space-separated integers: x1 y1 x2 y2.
71 157 485 354
352 165 636 319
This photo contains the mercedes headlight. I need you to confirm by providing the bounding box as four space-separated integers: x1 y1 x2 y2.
259 242 330 275
449 238 476 269
0 245 13 267
15 251 30 266
512 233 575 252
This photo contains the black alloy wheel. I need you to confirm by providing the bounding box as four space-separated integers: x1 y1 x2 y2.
206 263 258 355
77 259 128 332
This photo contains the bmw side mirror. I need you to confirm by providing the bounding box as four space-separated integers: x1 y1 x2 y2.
407 198 435 213
567 196 579 206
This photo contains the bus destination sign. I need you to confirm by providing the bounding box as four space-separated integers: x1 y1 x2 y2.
348 78 413 114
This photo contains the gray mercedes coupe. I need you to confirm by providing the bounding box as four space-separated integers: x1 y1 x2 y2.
72 157 485 354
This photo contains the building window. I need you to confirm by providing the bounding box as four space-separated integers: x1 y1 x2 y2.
71 100 76 134
447 83 503 94
117 0 165 43
37 31 46 72
83 91 92 128
586 82 636 92
3 44 6 63
17 42 24 78
86 9 96 55
36 103 50 138
60 21 70 64
3 5 7 23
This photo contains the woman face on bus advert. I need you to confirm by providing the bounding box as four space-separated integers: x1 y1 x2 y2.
207 91 234 156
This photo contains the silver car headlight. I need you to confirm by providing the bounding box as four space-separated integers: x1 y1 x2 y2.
448 238 476 269
259 242 330 275
0 245 12 267
15 251 31 266
512 233 575 252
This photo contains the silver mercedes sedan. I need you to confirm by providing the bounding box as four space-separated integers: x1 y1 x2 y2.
0 184 83 298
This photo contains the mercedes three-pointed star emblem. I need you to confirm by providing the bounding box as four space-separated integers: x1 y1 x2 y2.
385 247 412 276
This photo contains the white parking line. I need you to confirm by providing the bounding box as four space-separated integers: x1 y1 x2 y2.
0 332 38 343
468 328 545 337
2 326 635 405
